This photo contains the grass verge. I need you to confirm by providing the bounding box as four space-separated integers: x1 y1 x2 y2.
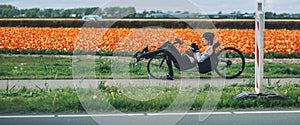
0 55 299 79
0 80 299 114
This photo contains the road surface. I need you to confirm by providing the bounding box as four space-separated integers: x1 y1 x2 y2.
1 110 300 125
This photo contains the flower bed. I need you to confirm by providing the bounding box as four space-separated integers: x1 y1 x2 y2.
0 27 299 58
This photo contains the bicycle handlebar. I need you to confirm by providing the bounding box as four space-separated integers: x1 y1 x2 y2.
173 38 185 45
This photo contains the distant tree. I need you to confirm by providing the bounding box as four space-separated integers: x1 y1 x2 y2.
24 8 40 18
0 4 17 9
138 10 148 17
103 7 115 17
0 8 19 17
0 5 19 17
182 11 189 14
0 4 298 19
142 10 148 15
50 9 61 17
86 7 99 15
230 11 236 14
60 9 72 17
265 11 276 19
42 8 54 17
93 8 104 16
278 13 290 18
123 7 136 17
102 6 136 18
62 9 78 17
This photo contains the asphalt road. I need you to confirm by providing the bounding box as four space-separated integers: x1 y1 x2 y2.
0 78 299 89
1 110 300 125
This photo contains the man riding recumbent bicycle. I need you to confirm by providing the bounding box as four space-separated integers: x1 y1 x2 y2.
135 32 245 80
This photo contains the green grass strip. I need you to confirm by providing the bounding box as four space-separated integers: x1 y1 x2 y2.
0 81 299 114
0 55 299 79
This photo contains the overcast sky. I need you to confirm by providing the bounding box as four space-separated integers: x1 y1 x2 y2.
1 0 299 14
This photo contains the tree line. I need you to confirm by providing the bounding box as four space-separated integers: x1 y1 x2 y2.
0 5 136 18
0 4 299 19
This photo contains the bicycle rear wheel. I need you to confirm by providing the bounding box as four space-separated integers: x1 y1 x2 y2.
147 52 169 79
215 47 245 79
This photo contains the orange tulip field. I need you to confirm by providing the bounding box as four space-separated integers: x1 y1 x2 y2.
0 27 299 55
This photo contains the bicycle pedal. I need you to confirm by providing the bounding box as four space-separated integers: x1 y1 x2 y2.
135 56 143 63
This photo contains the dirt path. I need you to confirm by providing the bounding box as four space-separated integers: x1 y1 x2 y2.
0 78 299 89
244 58 300 64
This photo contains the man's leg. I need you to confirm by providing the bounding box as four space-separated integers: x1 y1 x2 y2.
166 56 174 80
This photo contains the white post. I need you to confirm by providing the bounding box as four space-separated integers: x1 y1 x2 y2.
255 0 265 94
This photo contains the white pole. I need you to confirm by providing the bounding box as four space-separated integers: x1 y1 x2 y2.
255 0 265 94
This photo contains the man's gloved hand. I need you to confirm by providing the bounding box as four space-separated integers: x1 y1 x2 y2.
191 43 199 52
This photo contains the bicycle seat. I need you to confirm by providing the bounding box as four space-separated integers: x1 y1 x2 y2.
185 50 194 57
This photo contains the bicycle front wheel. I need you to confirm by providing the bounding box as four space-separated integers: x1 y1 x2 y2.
147 52 169 79
215 47 245 79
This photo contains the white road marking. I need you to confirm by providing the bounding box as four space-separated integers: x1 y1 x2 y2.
58 113 144 117
1 110 300 118
147 112 232 116
233 110 300 114
0 115 55 119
